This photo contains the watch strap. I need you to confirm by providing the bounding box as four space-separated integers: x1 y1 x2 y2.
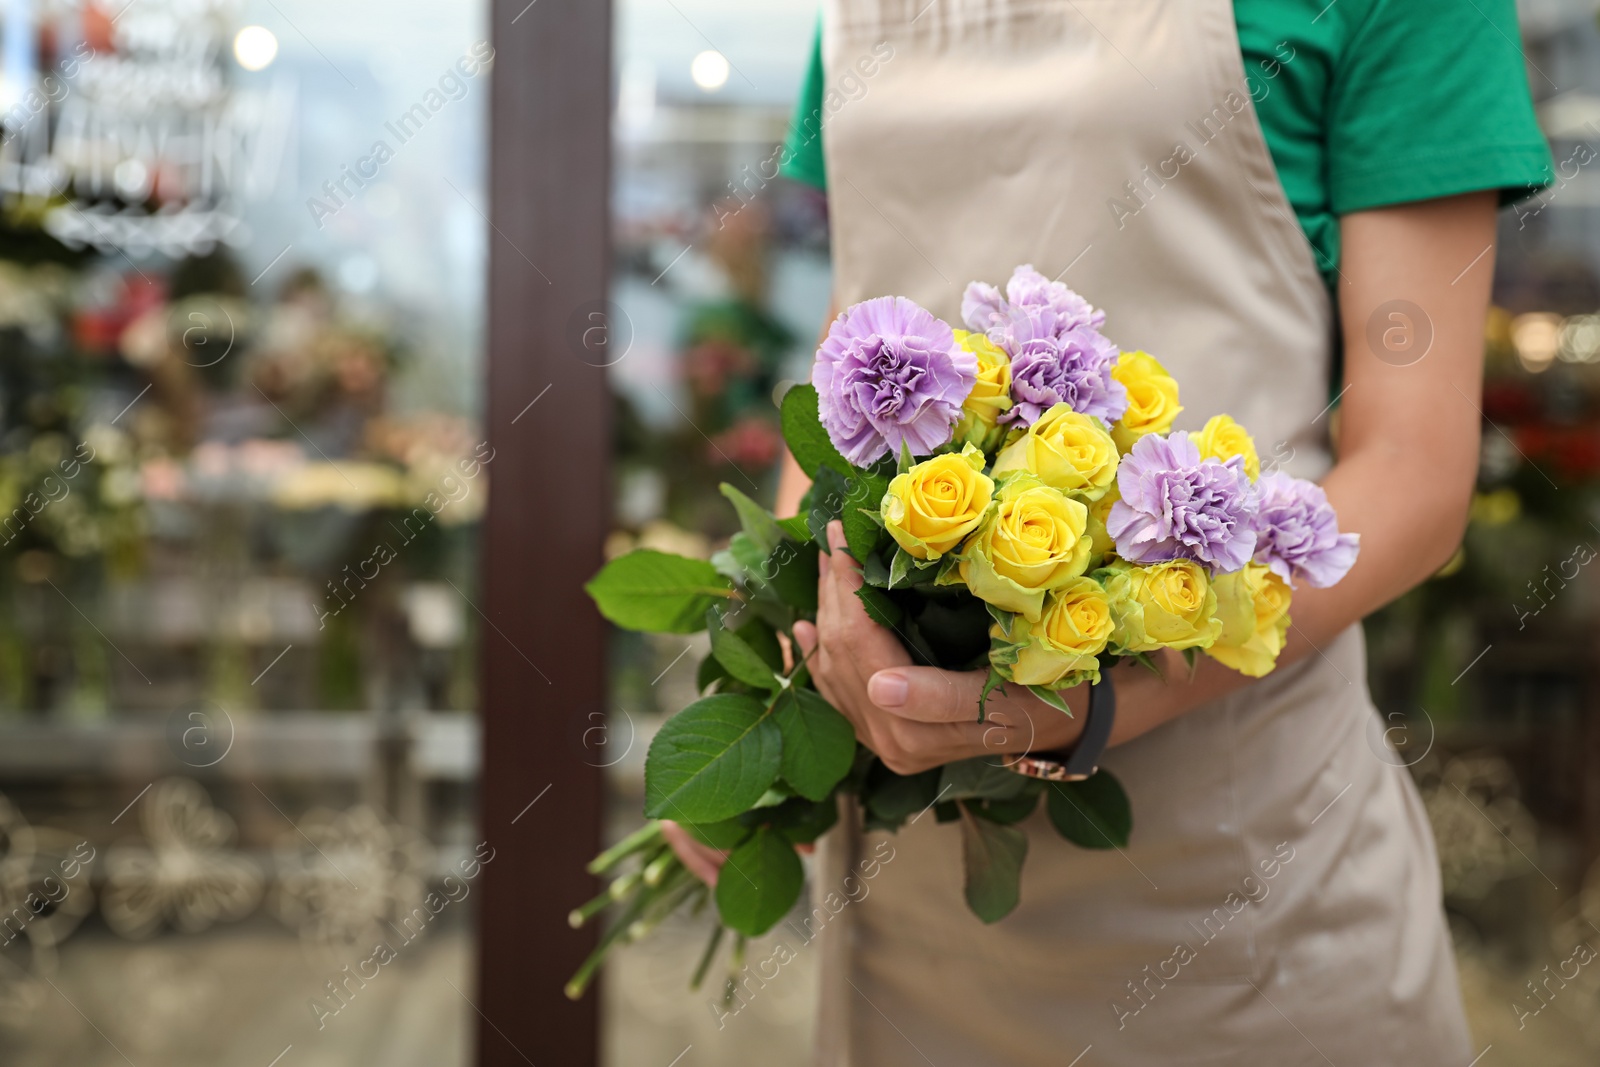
1005 669 1117 782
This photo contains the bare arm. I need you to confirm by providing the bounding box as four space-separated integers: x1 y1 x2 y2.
796 192 1498 772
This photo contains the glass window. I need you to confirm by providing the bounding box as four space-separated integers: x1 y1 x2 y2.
0 0 486 1061
603 1 826 1062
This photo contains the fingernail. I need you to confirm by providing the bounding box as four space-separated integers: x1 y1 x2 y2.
827 521 847 551
869 671 908 708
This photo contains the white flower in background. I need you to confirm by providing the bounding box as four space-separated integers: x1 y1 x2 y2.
0 794 97 1026
271 804 433 957
101 778 262 939
1416 754 1540 902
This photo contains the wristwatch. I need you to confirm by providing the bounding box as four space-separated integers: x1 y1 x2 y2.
1004 670 1117 782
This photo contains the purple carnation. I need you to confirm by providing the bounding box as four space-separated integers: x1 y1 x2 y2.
1251 471 1360 587
1001 310 1127 427
960 265 1124 428
812 296 976 467
1108 432 1257 573
961 265 1105 336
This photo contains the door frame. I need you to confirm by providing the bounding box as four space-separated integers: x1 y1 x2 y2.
476 0 611 1062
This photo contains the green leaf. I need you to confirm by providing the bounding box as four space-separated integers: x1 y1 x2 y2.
586 550 733 633
707 608 780 690
720 484 783 556
773 688 855 801
939 757 1032 801
862 764 942 831
715 827 805 936
777 515 811 541
842 471 891 564
1046 772 1133 849
644 694 782 822
760 541 820 616
726 533 769 581
969 790 1043 826
760 795 840 845
862 550 893 588
696 652 730 693
1027 685 1074 715
684 818 752 850
959 808 1028 923
733 618 784 673
985 602 1017 634
780 384 850 480
854 585 904 630
806 465 849 551
908 593 991 666
888 547 913 589
751 786 795 808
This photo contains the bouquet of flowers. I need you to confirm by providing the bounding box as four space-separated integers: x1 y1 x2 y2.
566 265 1359 999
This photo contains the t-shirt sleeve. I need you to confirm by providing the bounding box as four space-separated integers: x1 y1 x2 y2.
1327 0 1551 212
779 22 829 190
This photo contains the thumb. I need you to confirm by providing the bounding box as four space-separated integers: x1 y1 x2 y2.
867 665 993 723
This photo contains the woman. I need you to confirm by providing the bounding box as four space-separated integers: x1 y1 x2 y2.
666 0 1551 1061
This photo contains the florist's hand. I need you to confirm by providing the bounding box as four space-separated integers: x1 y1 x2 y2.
660 822 813 887
660 821 726 886
792 522 1082 775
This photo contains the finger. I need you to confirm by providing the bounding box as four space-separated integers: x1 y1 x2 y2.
826 521 865 593
792 619 818 660
660 821 726 887
867 665 993 723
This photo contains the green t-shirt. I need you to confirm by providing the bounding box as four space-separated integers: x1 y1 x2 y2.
781 0 1552 288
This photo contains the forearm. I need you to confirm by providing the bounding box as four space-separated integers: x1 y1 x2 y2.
1108 433 1478 742
1110 193 1495 745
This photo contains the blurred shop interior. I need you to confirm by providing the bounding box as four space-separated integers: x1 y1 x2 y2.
599 2 1600 1065
5 0 1600 1064
0 0 486 1063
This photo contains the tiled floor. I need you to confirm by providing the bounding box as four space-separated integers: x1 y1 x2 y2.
3 915 1590 1065
0 921 471 1067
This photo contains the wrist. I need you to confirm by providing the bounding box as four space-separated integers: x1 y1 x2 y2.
1020 683 1087 752
1007 672 1116 781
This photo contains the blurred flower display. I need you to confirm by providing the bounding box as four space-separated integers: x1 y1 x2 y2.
0 244 484 715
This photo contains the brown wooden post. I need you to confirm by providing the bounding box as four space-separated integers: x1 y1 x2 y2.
476 0 611 1062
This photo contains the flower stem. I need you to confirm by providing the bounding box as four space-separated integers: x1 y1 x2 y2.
564 883 653 1000
641 848 676 887
628 866 698 940
722 933 748 1007
586 820 665 876
690 922 725 991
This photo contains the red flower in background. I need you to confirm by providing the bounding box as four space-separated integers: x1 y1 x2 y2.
73 274 166 355
709 416 781 470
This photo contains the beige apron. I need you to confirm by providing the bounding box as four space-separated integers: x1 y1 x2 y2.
808 1 1474 1063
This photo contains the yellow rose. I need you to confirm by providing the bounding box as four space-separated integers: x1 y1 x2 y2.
881 443 994 561
959 474 1092 621
1110 351 1182 453
1100 559 1221 652
1196 414 1261 480
1085 482 1119 562
992 403 1118 501
952 330 1012 451
1001 577 1115 687
1207 563 1291 677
